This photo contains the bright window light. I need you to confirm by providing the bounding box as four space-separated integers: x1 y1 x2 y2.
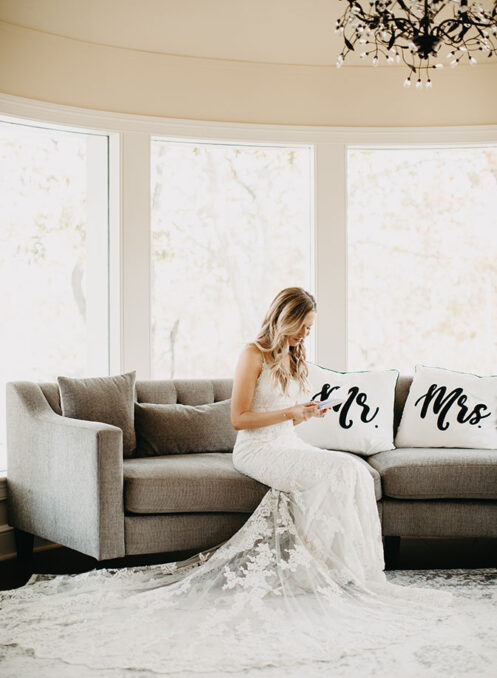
150 140 314 378
347 146 497 375
0 120 110 472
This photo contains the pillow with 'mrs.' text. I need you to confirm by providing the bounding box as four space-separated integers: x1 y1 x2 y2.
395 364 497 449
295 362 399 456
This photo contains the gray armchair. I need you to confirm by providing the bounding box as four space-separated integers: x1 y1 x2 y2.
6 379 266 563
7 382 125 560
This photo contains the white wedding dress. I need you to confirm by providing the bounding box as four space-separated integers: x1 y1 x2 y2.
0 359 462 677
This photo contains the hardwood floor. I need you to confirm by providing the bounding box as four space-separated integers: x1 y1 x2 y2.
1 537 496 591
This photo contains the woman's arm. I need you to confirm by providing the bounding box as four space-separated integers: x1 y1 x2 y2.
230 344 319 430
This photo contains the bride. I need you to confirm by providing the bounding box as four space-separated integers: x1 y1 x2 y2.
0 286 456 677
231 286 386 588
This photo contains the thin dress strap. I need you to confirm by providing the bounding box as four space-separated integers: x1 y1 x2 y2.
251 343 266 366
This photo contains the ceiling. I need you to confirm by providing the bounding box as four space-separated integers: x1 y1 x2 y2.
0 0 495 67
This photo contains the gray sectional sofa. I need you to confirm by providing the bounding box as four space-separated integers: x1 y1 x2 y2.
6 376 497 563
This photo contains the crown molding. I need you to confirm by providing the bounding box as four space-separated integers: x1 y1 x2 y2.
1 93 497 145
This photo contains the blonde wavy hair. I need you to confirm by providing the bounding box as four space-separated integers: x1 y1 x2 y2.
251 287 316 396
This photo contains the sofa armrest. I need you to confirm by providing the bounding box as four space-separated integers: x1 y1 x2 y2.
6 382 125 560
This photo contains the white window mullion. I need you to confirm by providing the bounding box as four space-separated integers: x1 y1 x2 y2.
121 131 151 378
108 131 122 376
314 142 347 371
85 134 110 375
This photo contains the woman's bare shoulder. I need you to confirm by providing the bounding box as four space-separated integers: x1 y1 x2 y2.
240 342 265 368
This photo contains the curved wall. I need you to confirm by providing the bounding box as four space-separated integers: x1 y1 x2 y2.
0 21 496 127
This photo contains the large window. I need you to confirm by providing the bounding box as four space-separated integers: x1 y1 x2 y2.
150 140 313 378
347 146 497 374
0 120 109 471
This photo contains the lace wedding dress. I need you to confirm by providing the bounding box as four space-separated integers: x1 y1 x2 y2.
0 359 459 676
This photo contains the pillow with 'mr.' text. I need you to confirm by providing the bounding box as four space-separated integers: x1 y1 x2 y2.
295 362 399 456
395 364 497 449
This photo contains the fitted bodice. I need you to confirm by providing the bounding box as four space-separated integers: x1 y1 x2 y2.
234 360 306 446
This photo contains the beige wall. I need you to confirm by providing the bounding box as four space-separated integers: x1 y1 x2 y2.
1 21 496 127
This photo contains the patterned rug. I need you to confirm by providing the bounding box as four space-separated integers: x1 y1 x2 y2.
1 568 496 678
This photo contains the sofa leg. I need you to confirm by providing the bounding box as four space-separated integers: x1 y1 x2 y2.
384 536 401 569
14 528 34 575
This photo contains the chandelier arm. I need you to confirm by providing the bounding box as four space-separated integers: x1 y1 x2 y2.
437 17 497 38
399 45 417 74
423 0 448 22
390 17 416 39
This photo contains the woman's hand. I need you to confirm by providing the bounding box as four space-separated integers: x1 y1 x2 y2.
288 401 330 425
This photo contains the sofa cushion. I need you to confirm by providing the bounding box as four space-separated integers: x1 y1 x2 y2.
135 399 236 456
58 371 136 457
124 452 268 514
395 364 497 450
297 362 398 456
368 447 497 500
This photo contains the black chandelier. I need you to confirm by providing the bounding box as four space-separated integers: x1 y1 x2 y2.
335 0 497 87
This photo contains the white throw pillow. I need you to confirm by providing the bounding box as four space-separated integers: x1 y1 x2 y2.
395 364 497 449
296 362 399 456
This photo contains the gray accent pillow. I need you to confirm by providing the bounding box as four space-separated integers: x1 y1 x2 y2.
135 398 236 456
58 371 136 458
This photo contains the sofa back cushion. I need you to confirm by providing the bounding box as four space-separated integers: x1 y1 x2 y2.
136 379 233 406
135 399 236 456
394 376 413 433
58 371 137 457
39 375 412 445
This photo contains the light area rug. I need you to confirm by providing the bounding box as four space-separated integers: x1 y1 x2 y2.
0 568 496 678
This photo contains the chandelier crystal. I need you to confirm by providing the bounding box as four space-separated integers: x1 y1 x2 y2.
335 0 497 87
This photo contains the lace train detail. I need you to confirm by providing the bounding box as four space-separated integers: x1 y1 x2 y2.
1 488 459 675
